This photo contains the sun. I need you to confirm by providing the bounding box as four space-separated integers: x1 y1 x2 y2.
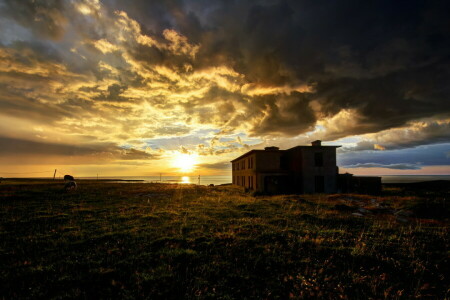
172 153 198 173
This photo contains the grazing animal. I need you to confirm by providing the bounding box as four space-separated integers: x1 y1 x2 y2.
64 175 75 181
64 181 77 191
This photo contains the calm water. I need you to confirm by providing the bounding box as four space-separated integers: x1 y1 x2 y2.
81 175 450 185
94 175 233 186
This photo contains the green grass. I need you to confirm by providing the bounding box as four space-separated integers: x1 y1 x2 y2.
0 180 448 299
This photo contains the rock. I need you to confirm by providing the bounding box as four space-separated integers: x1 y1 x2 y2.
352 212 365 217
357 207 371 214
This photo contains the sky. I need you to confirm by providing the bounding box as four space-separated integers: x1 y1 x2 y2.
0 0 449 177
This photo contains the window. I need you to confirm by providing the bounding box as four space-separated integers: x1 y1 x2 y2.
315 152 323 167
280 155 288 169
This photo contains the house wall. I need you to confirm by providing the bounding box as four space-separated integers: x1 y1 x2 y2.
254 151 283 172
297 147 337 193
284 150 303 192
232 154 257 190
254 151 286 192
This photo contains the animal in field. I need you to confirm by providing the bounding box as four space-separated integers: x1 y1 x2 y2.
64 181 77 191
64 175 75 181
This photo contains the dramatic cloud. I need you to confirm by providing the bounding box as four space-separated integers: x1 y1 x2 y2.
0 0 448 175
340 119 450 152
343 163 422 170
197 161 231 171
0 136 158 165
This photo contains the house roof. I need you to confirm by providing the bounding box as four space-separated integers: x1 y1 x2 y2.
230 149 283 162
230 144 341 162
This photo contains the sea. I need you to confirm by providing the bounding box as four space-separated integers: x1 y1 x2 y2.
77 175 450 185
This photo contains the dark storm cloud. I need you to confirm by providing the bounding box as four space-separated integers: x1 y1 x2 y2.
1 0 67 40
0 136 98 156
249 92 316 136
0 136 157 162
341 120 450 152
1 0 449 159
106 0 450 138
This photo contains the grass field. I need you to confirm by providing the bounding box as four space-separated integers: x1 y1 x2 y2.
0 180 448 299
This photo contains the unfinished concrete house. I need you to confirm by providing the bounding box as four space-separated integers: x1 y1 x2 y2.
231 140 382 194
231 140 340 194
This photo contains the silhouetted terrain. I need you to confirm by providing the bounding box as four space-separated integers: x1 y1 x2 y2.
0 180 448 299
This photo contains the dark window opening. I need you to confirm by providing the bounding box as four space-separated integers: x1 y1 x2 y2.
315 152 323 167
280 155 288 169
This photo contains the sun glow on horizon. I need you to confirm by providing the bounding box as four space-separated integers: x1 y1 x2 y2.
171 153 198 173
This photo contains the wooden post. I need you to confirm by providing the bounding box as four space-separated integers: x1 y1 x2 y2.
53 169 57 180
198 175 200 185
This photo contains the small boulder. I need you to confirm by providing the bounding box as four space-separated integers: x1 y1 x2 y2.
352 212 365 217
357 207 371 214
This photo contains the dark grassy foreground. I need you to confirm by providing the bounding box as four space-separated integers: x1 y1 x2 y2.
0 180 448 299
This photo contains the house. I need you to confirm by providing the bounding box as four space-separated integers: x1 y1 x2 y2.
231 140 340 194
337 173 382 195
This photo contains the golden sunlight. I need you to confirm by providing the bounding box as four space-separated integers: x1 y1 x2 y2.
171 153 198 173
181 176 190 184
